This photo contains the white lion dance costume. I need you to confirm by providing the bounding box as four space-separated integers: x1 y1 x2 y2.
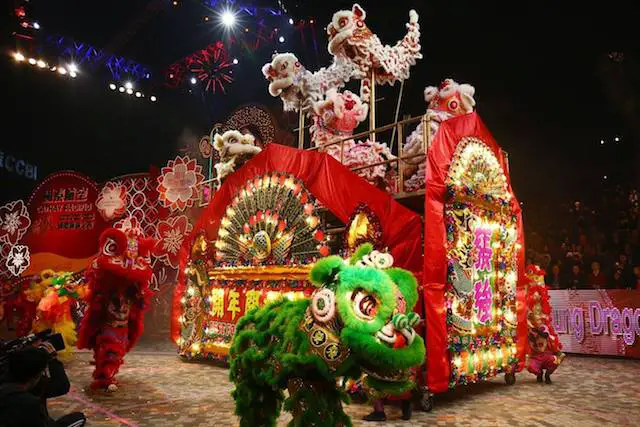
262 4 422 191
403 79 477 192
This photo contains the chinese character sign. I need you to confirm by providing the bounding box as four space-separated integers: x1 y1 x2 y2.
473 227 493 272
474 278 493 323
23 171 108 262
473 226 494 324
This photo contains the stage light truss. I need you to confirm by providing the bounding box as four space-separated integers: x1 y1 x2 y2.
44 35 152 81
203 0 283 17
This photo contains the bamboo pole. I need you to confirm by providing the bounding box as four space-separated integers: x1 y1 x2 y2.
297 109 305 149
369 68 376 142
389 80 405 152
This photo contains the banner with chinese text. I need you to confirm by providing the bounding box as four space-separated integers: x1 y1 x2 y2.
22 171 108 273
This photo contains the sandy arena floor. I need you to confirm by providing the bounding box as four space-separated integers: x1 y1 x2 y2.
47 345 640 427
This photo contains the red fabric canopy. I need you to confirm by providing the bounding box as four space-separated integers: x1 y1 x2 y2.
423 112 526 393
171 143 423 341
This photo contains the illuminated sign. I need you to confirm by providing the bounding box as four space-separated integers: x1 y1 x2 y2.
0 151 38 180
549 290 640 359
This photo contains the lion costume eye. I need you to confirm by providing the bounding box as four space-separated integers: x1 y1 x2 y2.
103 238 118 256
352 290 378 320
447 98 459 111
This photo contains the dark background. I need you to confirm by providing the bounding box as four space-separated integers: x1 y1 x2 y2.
1 0 639 231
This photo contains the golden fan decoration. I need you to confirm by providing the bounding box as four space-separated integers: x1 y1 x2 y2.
447 137 510 199
214 173 329 265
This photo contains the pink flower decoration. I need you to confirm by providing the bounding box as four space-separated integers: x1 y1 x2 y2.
96 182 127 221
0 200 31 245
157 156 204 212
153 215 193 269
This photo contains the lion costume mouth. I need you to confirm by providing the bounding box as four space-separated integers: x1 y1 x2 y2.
375 321 416 348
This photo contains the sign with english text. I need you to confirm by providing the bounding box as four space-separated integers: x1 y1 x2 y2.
549 290 640 359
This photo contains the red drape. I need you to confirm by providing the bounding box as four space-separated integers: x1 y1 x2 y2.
423 112 526 393
171 144 424 341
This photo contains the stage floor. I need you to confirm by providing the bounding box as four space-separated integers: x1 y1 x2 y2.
48 346 640 427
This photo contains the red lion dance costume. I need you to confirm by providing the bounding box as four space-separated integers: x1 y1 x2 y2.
524 265 565 384
77 219 155 391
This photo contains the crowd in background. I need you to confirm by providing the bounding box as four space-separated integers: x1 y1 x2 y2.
526 186 640 290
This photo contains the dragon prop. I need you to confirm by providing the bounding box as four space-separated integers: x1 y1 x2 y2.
77 219 155 391
229 244 425 427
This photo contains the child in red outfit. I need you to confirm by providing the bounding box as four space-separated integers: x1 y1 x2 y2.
527 325 563 384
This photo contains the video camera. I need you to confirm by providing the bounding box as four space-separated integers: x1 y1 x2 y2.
0 329 65 380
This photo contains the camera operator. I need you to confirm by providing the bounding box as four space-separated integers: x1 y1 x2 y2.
0 342 86 427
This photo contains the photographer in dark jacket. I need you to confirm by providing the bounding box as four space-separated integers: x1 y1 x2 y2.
0 343 86 427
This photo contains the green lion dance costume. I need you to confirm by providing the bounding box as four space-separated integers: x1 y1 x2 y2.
230 244 426 427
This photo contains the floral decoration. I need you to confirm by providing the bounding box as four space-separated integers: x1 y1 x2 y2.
157 156 205 212
153 215 193 269
0 200 31 245
96 182 127 221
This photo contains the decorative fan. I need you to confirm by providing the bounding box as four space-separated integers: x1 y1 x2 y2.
214 173 329 265
447 138 509 199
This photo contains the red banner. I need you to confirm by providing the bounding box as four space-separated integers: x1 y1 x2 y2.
549 290 640 359
22 171 108 272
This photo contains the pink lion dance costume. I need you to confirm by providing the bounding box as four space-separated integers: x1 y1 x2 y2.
524 265 565 384
77 219 155 391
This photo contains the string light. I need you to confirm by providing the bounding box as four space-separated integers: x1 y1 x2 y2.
36 60 46 68
118 86 125 92
14 52 25 61
278 36 285 43
28 58 36 65
150 95 157 102
109 83 116 90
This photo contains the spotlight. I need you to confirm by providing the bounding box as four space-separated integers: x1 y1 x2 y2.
33 22 40 30
58 67 67 75
615 136 620 142
14 52 25 61
125 81 133 89
233 58 239 65
204 16 210 22
68 63 78 73
135 91 142 98
288 18 294 25
28 58 36 65
119 86 125 92
190 77 197 84
150 95 157 102
220 10 237 27
604 175 608 180
126 88 133 94
600 139 605 145
172 0 178 6
310 19 314 24
36 59 46 68
70 71 77 78
244 27 249 32
109 83 116 90
169 73 175 79
278 36 285 43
